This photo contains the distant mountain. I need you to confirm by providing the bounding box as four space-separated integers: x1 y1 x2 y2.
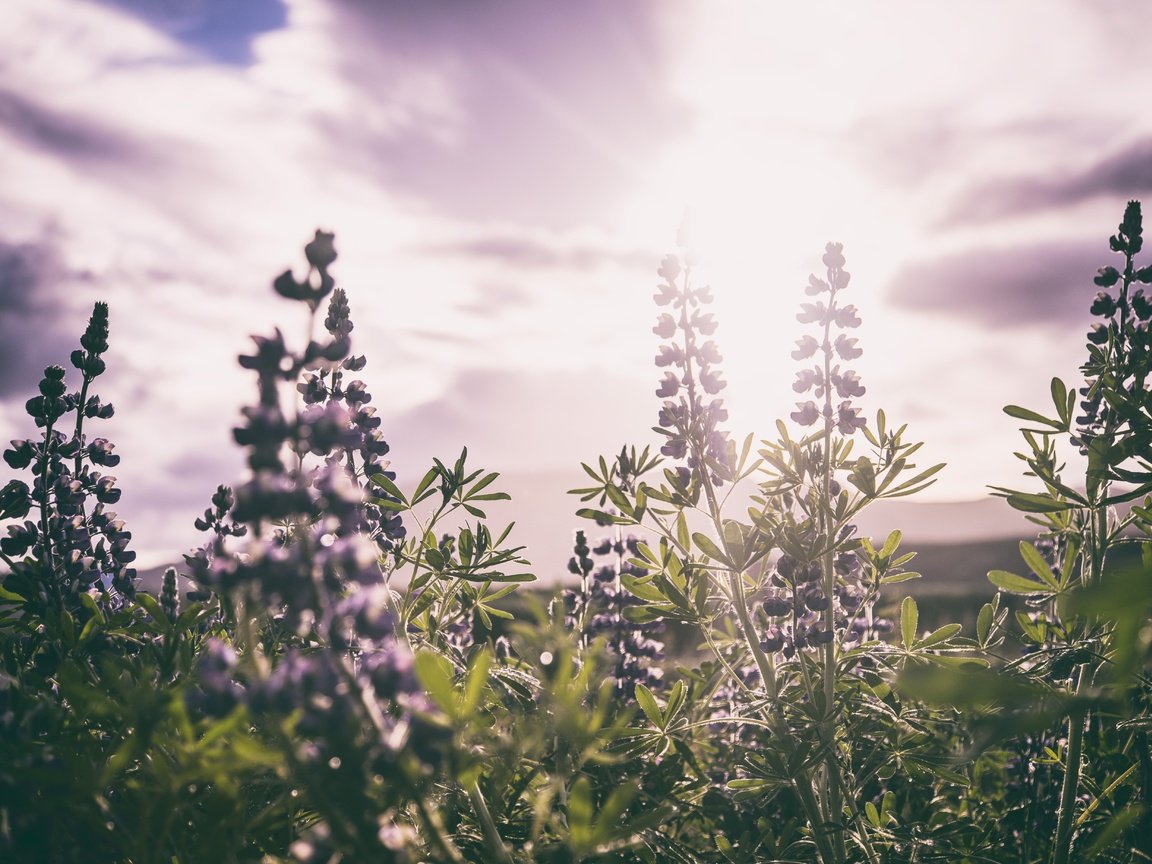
482 469 1035 583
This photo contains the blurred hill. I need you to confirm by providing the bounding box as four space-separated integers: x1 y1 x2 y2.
136 471 1037 594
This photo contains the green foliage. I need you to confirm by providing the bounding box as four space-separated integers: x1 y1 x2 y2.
2 206 1151 862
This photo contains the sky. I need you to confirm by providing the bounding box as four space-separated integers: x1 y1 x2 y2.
3 0 1152 570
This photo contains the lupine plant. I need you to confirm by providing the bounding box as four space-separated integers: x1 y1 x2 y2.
1 301 134 612
3 207 1151 863
571 241 976 863
905 202 1152 863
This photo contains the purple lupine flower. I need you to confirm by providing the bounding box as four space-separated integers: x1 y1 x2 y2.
559 529 665 697
656 372 679 398
791 401 820 426
650 251 733 486
834 334 862 360
833 369 866 399
792 335 819 360
653 313 677 338
836 402 866 435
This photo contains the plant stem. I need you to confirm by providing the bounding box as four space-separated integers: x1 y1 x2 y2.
1051 495 1108 864
820 281 847 864
467 778 516 864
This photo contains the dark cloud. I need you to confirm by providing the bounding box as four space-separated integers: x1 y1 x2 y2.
0 239 78 399
323 0 684 227
419 233 652 271
944 137 1152 224
886 240 1110 329
94 0 287 65
0 90 135 162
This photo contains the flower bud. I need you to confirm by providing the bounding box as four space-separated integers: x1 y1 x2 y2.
304 230 337 270
1090 291 1116 317
1093 266 1120 287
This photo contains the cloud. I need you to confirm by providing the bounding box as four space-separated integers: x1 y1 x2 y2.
944 136 1152 224
0 238 82 398
382 366 658 480
0 89 136 162
456 282 533 319
94 0 288 65
417 231 653 272
885 239 1108 329
309 0 684 226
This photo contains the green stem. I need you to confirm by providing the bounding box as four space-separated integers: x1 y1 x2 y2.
37 416 59 604
467 779 516 864
1051 680 1087 864
1051 501 1107 864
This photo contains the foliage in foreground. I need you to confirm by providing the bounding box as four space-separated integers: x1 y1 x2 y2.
2 205 1152 863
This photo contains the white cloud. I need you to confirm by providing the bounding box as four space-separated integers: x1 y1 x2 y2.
2 0 1150 569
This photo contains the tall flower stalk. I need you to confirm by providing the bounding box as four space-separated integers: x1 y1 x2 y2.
989 201 1152 864
2 302 134 614
574 240 948 864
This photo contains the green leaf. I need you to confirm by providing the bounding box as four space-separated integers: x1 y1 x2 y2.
424 547 445 571
848 457 877 496
880 571 921 584
664 679 687 721
593 780 639 845
914 623 962 650
879 529 902 559
1083 806 1142 861
675 511 690 551
568 775 594 847
880 463 945 498
901 596 918 650
1018 541 1059 588
135 592 166 624
988 569 1051 595
604 484 632 515
371 498 406 512
977 602 994 645
460 650 492 717
415 651 457 717
1051 377 1069 425
371 473 406 503
459 569 535 584
1003 404 1062 428
634 683 663 729
1004 493 1076 513
575 508 625 525
465 471 499 497
410 466 439 502
692 532 732 568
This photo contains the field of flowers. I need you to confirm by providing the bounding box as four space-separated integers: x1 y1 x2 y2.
2 204 1151 863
